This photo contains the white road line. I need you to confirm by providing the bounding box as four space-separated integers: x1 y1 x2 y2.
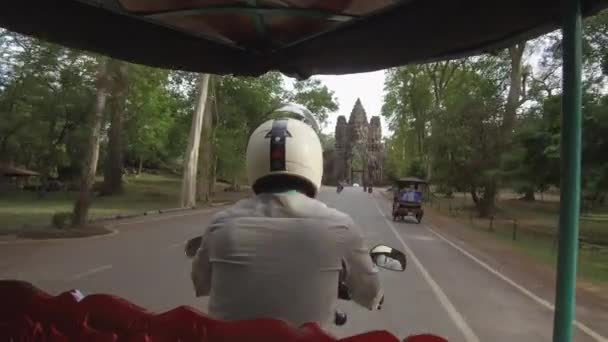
373 200 480 342
70 264 113 280
426 226 608 342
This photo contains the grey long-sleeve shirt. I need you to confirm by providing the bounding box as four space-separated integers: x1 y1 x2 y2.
191 191 383 326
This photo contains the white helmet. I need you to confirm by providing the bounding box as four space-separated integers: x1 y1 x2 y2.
246 106 323 197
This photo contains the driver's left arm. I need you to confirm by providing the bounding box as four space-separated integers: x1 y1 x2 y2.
191 232 212 297
341 223 384 311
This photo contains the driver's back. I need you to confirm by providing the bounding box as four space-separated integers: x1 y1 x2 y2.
191 191 380 326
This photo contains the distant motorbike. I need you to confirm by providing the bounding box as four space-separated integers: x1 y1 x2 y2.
368 186 373 194
337 184 344 193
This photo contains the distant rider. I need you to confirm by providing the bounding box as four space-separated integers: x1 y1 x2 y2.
189 106 383 327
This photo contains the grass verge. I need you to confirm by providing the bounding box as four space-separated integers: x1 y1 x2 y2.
0 173 248 234
430 193 608 284
17 225 113 239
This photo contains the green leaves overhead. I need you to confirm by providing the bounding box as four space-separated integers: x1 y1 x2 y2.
288 78 339 125
0 28 339 186
381 9 608 212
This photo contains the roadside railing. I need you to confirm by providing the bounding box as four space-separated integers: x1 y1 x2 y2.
427 192 608 254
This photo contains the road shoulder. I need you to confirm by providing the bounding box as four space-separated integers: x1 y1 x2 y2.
423 204 608 340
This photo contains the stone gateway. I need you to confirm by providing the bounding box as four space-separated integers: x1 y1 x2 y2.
325 99 383 186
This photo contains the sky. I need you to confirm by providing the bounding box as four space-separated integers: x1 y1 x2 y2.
284 71 390 136
306 46 547 138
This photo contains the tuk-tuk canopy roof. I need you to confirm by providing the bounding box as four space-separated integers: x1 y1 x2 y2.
1 0 607 78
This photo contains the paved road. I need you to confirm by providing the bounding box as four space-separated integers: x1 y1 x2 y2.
0 188 605 342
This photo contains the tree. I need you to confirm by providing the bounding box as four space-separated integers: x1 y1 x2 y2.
428 61 505 215
501 116 556 201
468 43 527 215
124 67 188 173
583 10 608 80
319 132 335 151
181 73 210 208
382 65 434 178
581 94 608 208
197 76 216 203
212 73 285 186
0 34 96 179
288 78 339 125
101 60 129 195
72 58 111 227
540 91 608 209
383 66 433 157
422 61 462 178
383 126 418 180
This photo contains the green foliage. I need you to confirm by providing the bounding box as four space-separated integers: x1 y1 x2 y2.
583 9 608 79
382 66 433 158
514 91 608 206
318 132 335 151
380 8 608 213
501 113 558 198
428 59 504 195
0 32 97 177
1 29 340 192
405 159 427 179
212 73 285 182
51 212 72 229
288 78 339 125
124 67 190 169
383 129 418 179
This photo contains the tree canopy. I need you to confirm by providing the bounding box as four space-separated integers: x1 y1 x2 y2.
381 9 608 214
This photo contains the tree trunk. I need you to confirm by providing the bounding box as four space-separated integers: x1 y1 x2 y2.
523 188 536 201
470 186 480 205
473 43 526 219
423 62 459 182
502 43 526 141
102 61 129 196
180 74 210 208
72 59 111 228
210 154 217 197
197 83 214 204
477 182 497 218
137 157 143 176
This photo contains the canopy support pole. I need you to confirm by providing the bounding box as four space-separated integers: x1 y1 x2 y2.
553 0 583 341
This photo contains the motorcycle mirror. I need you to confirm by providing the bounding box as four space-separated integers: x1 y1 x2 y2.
370 245 406 272
185 236 203 258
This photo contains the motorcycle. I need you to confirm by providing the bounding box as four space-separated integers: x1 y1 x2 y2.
334 244 406 326
337 184 344 193
368 186 373 194
187 239 406 327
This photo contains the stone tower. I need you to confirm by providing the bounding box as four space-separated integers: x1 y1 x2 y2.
332 99 384 185
368 116 383 182
348 99 369 144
